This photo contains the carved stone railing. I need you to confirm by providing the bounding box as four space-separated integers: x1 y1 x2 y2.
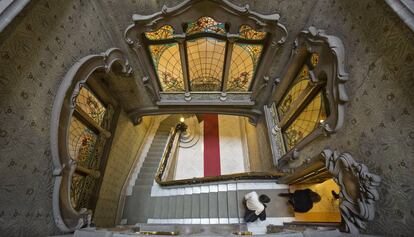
278 149 381 234
50 48 132 232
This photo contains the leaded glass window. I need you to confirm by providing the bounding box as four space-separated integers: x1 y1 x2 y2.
276 53 328 151
144 16 267 93
68 86 113 211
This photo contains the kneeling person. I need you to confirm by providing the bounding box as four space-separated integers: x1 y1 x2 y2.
244 191 271 222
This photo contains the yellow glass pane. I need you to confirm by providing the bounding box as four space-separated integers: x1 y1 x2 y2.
68 116 98 161
310 53 319 67
149 43 185 92
75 87 106 125
278 65 311 117
284 92 327 150
145 25 174 40
239 25 266 40
186 16 226 35
186 37 226 91
227 43 263 92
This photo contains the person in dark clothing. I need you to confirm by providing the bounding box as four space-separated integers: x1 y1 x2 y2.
243 191 271 222
279 189 321 213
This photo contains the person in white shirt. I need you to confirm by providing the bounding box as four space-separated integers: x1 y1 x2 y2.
243 191 271 222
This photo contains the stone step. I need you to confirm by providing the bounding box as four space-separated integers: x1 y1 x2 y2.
200 193 209 218
135 178 155 185
140 166 158 173
138 171 156 179
191 194 200 219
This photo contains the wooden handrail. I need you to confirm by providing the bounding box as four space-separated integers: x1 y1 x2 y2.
155 123 285 186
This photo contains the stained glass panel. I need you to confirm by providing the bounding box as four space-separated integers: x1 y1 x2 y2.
186 16 226 35
68 116 98 164
145 25 174 40
284 92 327 150
149 43 185 91
226 43 263 92
187 37 226 91
70 172 85 209
75 87 106 125
278 65 311 117
239 25 267 40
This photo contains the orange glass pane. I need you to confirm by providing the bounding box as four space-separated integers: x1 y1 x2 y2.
278 65 311 117
145 25 174 40
186 16 226 35
186 37 226 91
149 43 185 91
227 43 263 91
239 25 266 40
283 92 327 150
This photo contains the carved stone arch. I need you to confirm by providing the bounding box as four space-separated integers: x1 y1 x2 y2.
278 149 381 234
264 26 349 166
50 48 132 232
124 0 288 105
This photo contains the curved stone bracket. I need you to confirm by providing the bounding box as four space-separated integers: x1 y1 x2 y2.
322 149 381 234
50 48 132 232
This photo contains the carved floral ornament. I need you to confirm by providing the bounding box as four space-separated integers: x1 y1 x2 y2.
322 149 381 234
124 0 287 104
265 26 349 166
50 48 132 232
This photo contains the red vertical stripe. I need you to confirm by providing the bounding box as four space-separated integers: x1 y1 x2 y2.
203 114 221 177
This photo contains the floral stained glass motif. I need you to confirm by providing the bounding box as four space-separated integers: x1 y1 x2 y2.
186 16 226 35
75 87 106 126
239 25 267 40
145 25 174 40
149 43 185 91
284 92 326 150
68 116 98 164
187 37 226 91
227 43 263 91
277 65 311 117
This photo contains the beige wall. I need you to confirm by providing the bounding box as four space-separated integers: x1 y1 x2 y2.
93 112 152 227
244 118 276 172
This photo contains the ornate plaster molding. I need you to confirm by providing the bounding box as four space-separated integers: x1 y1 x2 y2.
124 0 288 105
270 26 349 166
385 0 414 32
322 149 381 234
50 48 132 232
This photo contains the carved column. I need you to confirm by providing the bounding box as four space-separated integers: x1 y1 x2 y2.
175 34 191 101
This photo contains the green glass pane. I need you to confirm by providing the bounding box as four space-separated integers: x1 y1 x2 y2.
149 43 185 92
227 43 263 92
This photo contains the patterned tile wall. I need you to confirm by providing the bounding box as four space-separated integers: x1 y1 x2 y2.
0 0 118 236
93 113 151 227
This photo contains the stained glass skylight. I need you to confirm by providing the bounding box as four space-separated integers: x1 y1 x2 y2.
186 16 226 35
145 25 174 40
284 92 326 150
278 65 311 117
68 116 98 161
149 43 185 91
187 37 226 91
143 17 269 93
239 25 267 40
227 43 263 91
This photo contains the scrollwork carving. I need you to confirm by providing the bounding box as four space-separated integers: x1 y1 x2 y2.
322 149 381 234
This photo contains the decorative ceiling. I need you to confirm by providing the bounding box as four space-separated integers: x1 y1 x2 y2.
145 16 267 93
